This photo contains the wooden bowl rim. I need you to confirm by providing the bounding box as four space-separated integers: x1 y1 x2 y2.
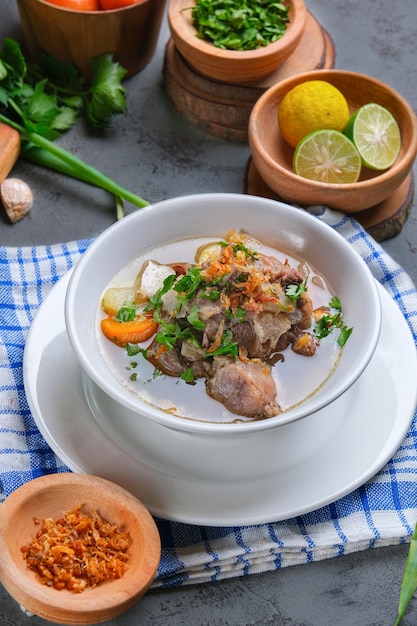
20 0 154 14
249 68 417 192
168 0 307 62
0 473 161 623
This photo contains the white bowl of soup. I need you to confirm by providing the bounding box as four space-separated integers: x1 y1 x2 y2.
65 194 381 475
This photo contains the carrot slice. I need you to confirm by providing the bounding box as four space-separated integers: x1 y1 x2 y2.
101 317 158 347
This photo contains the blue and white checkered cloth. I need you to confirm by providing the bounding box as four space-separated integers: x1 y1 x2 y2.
1 208 417 588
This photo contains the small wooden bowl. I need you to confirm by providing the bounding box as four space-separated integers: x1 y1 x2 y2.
168 0 307 84
248 69 417 212
0 474 161 625
16 0 166 79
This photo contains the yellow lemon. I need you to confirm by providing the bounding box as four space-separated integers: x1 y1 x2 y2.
278 80 350 148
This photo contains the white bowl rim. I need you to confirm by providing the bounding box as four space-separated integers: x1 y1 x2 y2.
65 192 382 436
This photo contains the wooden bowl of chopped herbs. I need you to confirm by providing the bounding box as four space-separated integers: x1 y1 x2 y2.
0 473 161 624
167 0 307 84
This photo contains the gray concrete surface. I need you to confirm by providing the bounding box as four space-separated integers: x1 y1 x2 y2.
1 0 417 624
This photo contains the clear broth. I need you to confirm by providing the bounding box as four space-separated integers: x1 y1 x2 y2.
96 237 341 423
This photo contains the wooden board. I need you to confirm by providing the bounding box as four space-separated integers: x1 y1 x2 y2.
163 11 336 142
244 158 414 242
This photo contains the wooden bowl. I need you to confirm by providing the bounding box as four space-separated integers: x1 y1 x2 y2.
248 69 417 212
0 474 161 625
168 0 307 84
16 0 166 79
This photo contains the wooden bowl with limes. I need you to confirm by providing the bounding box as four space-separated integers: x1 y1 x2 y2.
248 69 417 212
168 0 307 84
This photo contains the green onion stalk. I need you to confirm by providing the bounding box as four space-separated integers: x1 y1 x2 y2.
395 523 417 625
0 113 150 213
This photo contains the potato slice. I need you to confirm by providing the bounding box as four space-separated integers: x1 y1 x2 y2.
101 287 135 316
194 242 222 265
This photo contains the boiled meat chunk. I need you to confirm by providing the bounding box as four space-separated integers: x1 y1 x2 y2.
206 358 280 418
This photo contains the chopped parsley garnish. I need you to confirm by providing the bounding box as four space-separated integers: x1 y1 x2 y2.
145 274 177 311
174 268 203 301
207 329 238 359
202 288 221 301
329 296 342 311
314 297 353 346
220 240 259 260
154 316 201 351
226 306 246 321
187 304 206 330
285 282 307 301
126 343 146 357
190 0 290 51
180 368 195 383
338 326 353 347
115 301 136 322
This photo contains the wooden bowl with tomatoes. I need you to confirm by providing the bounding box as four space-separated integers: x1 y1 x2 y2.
16 0 166 78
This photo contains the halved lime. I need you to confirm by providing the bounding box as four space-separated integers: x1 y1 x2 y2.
293 129 362 184
344 103 401 170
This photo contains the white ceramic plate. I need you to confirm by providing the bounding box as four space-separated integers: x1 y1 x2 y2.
23 271 417 526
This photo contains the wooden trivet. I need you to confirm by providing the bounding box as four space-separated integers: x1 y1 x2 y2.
163 11 336 142
244 158 414 242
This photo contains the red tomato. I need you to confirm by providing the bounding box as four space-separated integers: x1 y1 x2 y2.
99 0 143 8
45 0 100 9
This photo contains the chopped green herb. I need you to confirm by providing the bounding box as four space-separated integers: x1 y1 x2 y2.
187 304 206 330
180 368 195 383
226 306 246 321
174 268 203 301
129 372 138 382
338 325 353 347
207 329 238 358
155 318 198 351
329 295 342 311
189 0 290 51
145 274 177 311
126 343 146 357
202 288 221 301
220 240 259 260
115 301 136 322
285 282 307 301
314 297 352 345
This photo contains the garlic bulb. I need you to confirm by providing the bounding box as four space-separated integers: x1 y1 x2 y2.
0 178 33 223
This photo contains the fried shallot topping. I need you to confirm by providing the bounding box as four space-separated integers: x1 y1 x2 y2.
20 504 130 593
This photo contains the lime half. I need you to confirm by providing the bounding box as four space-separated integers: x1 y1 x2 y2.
344 103 401 170
293 129 362 184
